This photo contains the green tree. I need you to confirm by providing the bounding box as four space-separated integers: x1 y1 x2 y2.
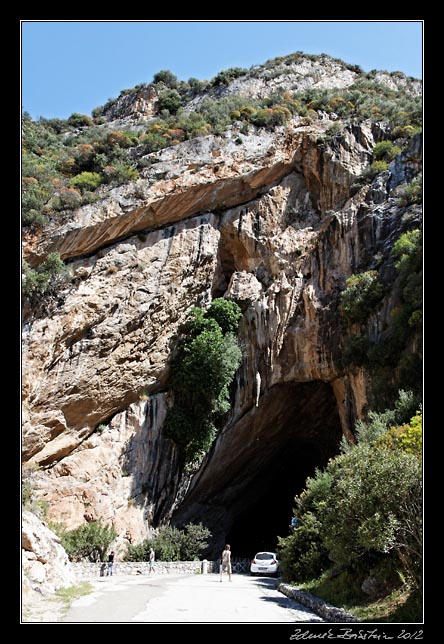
164 300 242 464
153 70 178 88
67 113 94 128
124 523 211 562
278 395 422 591
206 298 243 335
61 521 117 562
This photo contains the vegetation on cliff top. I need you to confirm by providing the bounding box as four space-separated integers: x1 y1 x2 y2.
21 51 421 232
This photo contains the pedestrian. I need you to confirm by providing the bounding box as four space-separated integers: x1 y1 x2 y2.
220 544 232 582
149 547 155 573
107 551 115 576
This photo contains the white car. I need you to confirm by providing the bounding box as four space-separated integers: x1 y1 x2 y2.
250 551 280 576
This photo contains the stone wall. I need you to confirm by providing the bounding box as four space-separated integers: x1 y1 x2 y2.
71 558 253 578
278 583 359 623
71 560 216 578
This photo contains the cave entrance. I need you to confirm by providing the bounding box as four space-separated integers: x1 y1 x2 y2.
172 381 343 559
225 441 323 557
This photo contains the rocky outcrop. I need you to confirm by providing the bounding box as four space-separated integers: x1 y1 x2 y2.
22 112 421 550
102 86 159 122
24 120 373 267
22 510 75 594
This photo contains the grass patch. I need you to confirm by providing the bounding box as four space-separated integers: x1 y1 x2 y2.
297 572 422 622
54 581 93 608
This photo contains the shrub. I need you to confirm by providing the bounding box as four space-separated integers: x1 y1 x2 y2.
125 523 211 562
140 129 169 153
373 140 401 162
22 180 51 226
102 161 138 185
61 520 117 562
46 187 82 212
70 171 103 193
211 67 248 87
157 89 182 115
105 130 135 149
153 70 178 88
391 229 422 329
67 113 94 128
391 229 422 272
278 393 422 590
206 298 243 335
374 411 422 456
322 444 422 588
395 174 422 207
370 160 389 176
22 253 66 300
187 77 208 96
339 270 385 324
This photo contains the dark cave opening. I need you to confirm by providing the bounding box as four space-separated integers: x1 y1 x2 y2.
225 441 323 557
172 380 343 559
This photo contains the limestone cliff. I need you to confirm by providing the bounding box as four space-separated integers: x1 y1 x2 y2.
22 53 422 555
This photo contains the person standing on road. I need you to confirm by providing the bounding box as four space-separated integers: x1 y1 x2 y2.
149 547 155 573
107 551 115 576
220 544 232 582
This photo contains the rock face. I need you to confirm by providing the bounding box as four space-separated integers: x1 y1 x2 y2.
22 68 422 555
22 510 75 594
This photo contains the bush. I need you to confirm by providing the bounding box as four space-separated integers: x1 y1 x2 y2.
374 411 422 456
322 443 422 588
22 180 51 226
22 253 66 300
391 229 422 329
339 271 385 324
46 187 82 212
206 298 243 335
278 395 422 590
105 130 136 149
153 70 178 88
157 89 182 115
391 229 422 272
373 140 401 161
370 160 389 176
125 522 211 562
395 174 422 207
67 113 94 128
211 67 248 87
102 161 138 185
70 171 103 193
61 521 117 562
140 129 169 153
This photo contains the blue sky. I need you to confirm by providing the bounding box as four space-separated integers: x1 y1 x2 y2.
21 21 423 120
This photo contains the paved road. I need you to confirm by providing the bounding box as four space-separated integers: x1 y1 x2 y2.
62 574 324 623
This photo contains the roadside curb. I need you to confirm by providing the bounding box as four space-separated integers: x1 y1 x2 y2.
278 582 359 623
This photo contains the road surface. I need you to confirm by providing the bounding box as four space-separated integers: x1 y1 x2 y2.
62 573 324 623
